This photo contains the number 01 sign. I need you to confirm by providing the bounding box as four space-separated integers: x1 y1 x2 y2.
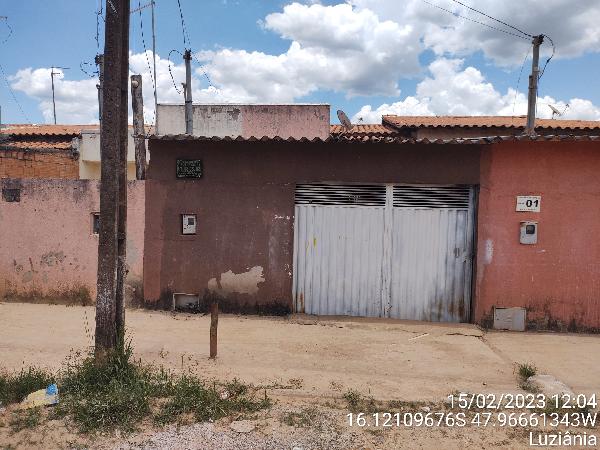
516 195 541 212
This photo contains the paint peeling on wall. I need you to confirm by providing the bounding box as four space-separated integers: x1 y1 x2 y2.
484 239 494 264
207 266 265 296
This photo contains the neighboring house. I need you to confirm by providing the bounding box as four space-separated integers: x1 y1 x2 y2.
0 124 147 180
378 115 600 139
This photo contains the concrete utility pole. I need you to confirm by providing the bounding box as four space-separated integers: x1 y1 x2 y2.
525 35 544 135
50 67 69 124
184 49 193 134
95 54 104 124
95 0 130 360
131 74 147 180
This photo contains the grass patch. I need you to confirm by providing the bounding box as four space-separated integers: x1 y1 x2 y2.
281 406 318 428
343 389 377 413
9 408 41 433
48 339 269 433
516 363 539 392
0 367 54 405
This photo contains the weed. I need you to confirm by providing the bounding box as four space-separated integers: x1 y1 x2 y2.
154 376 270 425
0 368 54 405
288 378 303 389
343 390 377 413
9 408 41 433
517 363 537 380
281 406 318 428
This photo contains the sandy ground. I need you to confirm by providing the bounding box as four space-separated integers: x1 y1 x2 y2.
1 303 599 449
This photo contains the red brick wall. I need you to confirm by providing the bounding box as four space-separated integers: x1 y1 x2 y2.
0 151 79 179
475 140 600 331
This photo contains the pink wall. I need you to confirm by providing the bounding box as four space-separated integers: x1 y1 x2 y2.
0 179 145 305
475 140 600 330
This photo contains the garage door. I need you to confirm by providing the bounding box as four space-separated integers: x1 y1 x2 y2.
292 183 475 322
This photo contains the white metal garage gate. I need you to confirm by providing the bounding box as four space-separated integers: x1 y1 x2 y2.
292 183 475 322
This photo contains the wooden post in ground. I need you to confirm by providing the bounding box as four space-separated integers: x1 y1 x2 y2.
130 74 147 180
210 300 219 359
115 0 130 343
95 0 126 359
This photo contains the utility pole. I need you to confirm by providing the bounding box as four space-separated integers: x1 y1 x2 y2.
131 75 146 180
525 35 544 135
184 49 193 134
50 67 69 124
151 0 158 117
115 0 130 342
95 54 104 124
95 0 129 361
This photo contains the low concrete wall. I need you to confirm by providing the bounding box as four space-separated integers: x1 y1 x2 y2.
0 179 145 305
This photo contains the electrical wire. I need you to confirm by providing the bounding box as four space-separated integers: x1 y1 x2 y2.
137 0 156 100
0 62 32 123
448 0 533 38
80 61 98 78
1 17 13 45
176 0 191 48
511 48 530 116
538 34 555 79
191 54 214 87
419 0 530 41
168 49 183 94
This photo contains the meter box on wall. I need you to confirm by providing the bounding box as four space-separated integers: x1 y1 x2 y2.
182 214 197 235
520 221 538 244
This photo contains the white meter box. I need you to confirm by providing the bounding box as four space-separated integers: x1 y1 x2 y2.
516 196 541 212
182 214 197 235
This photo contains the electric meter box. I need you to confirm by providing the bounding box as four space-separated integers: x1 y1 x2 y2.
520 221 537 244
182 214 197 235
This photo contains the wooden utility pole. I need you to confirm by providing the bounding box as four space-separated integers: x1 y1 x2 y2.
115 0 130 340
525 35 544 135
130 75 147 180
95 0 129 360
209 300 219 359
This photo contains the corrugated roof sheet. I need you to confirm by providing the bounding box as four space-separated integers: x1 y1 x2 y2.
382 115 600 130
150 134 600 145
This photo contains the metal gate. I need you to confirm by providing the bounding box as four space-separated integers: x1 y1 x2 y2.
292 183 475 322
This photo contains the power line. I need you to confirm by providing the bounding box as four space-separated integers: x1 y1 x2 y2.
448 0 534 38
0 16 12 45
168 49 183 94
0 62 31 123
538 34 555 79
137 0 156 97
419 0 530 41
176 0 190 48
512 48 530 116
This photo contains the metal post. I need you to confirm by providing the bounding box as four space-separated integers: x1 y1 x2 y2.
184 49 193 135
209 300 219 359
95 54 104 125
525 35 544 135
131 74 147 180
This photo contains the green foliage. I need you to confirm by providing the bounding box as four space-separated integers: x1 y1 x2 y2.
9 408 41 433
0 367 54 405
518 362 537 380
155 376 271 425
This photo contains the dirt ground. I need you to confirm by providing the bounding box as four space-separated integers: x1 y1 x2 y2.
1 302 599 449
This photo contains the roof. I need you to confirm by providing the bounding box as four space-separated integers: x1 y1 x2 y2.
150 133 600 145
330 124 398 136
382 115 600 131
1 124 99 136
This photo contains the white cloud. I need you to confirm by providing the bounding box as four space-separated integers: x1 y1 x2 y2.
352 0 600 66
353 58 600 123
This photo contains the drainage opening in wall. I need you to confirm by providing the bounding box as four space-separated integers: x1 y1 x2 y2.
172 293 200 311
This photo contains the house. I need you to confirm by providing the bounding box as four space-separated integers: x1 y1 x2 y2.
143 104 600 331
0 124 148 180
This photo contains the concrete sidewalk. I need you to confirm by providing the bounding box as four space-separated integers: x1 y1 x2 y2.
0 303 598 401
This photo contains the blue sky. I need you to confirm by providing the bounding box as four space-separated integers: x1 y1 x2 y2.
1 0 599 125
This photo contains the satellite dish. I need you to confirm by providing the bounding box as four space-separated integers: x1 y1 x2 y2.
549 104 561 119
337 109 353 131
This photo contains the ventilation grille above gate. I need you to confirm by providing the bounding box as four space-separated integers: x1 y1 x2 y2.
295 184 387 206
393 185 470 209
